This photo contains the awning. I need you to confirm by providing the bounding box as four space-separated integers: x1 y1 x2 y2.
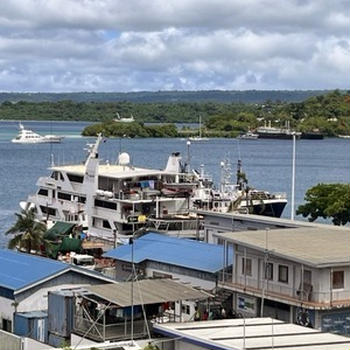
85 279 212 307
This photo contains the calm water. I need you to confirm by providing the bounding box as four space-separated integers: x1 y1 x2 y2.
0 120 349 247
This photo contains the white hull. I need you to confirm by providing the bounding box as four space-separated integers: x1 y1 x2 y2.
12 123 64 143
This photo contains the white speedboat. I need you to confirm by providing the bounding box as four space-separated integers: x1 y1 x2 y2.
12 123 64 144
237 131 259 139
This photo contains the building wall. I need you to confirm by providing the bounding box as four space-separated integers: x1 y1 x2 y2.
223 241 349 304
0 297 15 332
175 339 212 350
0 330 22 350
0 271 109 327
114 259 217 290
203 214 296 243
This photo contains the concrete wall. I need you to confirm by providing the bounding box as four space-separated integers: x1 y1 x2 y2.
175 339 210 350
23 338 52 350
0 330 22 350
0 297 15 331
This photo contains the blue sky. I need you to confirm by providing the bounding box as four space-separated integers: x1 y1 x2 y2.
0 0 349 92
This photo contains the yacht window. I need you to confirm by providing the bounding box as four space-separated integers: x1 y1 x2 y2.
95 199 117 210
67 173 84 183
40 206 56 216
38 188 48 196
77 196 86 203
58 192 72 201
102 220 111 229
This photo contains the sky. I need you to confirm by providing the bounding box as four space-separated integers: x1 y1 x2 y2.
0 0 349 92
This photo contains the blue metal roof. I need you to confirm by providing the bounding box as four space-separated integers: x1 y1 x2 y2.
0 249 69 291
104 233 233 273
15 311 48 319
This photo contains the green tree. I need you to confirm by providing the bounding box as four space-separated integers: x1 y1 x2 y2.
296 183 350 225
6 208 48 253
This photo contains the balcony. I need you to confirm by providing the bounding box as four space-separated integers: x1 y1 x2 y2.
74 316 149 342
219 273 350 310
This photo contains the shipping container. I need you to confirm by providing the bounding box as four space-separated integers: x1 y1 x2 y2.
48 290 74 337
14 311 48 343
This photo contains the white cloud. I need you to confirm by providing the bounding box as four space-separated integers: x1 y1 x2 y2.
0 0 348 91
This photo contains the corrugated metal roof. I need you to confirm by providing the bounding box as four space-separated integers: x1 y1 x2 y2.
154 318 350 350
15 311 48 319
87 279 211 307
216 227 350 267
0 249 69 291
104 233 232 273
0 249 113 292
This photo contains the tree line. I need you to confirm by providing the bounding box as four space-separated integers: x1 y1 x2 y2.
1 90 349 136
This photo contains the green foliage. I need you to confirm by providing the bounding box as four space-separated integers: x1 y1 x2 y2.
297 183 350 225
0 90 349 137
5 208 49 253
82 121 179 138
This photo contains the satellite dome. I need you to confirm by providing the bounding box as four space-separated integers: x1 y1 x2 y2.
118 152 130 166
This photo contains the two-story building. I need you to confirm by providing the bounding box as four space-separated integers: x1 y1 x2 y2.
214 226 350 335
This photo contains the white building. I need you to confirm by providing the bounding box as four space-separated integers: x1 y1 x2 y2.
214 226 350 335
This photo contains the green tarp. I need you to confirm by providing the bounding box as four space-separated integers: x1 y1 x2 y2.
45 221 76 240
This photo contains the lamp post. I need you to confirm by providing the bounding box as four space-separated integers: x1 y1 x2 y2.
291 132 296 220
130 236 134 344
186 140 191 172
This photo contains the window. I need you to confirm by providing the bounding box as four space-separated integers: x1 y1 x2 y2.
2 319 12 332
77 196 86 203
58 192 72 201
265 262 274 280
95 199 117 210
242 257 252 276
67 173 84 183
38 188 48 196
40 206 56 216
332 271 344 289
278 265 289 283
102 220 111 229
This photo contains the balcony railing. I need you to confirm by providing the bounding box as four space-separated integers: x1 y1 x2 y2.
219 272 350 308
73 316 149 342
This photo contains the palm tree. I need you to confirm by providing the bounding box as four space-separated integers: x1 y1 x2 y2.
6 208 47 253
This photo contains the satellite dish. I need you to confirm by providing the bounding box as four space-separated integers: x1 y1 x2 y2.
118 152 130 166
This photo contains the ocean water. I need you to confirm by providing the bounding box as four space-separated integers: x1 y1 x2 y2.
0 120 349 247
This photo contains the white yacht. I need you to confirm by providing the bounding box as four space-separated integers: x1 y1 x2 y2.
21 135 287 244
113 113 135 123
12 123 64 144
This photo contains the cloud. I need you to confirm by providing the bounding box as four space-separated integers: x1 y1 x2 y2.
0 0 348 91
